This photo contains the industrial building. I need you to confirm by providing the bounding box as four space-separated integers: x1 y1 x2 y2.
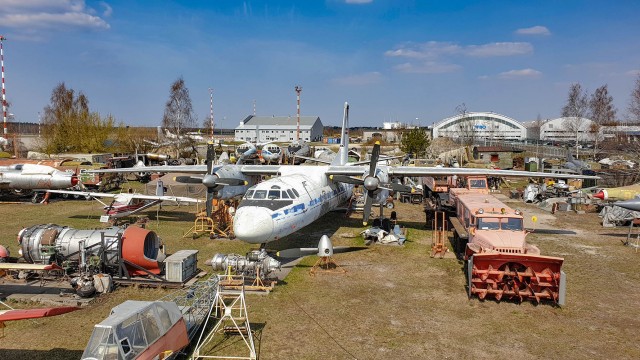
234 115 323 143
432 112 527 141
536 117 596 142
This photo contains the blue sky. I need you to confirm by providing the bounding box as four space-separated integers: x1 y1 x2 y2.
1 0 639 128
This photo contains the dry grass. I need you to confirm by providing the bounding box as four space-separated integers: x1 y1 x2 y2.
1 192 639 359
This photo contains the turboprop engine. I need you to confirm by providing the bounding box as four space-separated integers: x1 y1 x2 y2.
17 224 164 276
207 249 281 279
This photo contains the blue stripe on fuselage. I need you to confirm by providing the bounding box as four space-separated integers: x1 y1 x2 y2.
271 187 347 219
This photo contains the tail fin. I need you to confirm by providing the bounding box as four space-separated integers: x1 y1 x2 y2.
331 102 350 166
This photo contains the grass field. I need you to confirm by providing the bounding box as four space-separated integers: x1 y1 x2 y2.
1 189 639 359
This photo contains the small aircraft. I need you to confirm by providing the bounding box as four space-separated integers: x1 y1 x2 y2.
235 141 283 164
86 102 600 248
47 180 202 220
0 163 78 196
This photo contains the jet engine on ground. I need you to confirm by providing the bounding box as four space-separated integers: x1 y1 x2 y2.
18 224 164 276
208 249 280 279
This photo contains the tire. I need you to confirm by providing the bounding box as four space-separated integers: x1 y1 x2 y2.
385 202 394 209
76 284 96 298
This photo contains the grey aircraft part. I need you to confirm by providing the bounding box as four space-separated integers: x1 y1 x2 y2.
0 164 78 191
208 249 281 279
613 198 640 212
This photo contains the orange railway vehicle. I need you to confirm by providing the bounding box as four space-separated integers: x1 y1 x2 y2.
450 178 566 305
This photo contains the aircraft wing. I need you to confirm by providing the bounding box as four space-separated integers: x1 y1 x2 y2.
325 165 601 180
87 165 209 174
0 306 79 322
124 194 203 203
47 190 117 198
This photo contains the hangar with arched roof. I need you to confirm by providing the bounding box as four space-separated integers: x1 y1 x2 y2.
432 111 526 141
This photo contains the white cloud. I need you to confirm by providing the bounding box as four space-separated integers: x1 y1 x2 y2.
516 25 551 36
626 69 640 76
498 68 542 79
100 1 113 17
345 0 373 4
465 42 533 57
332 72 382 85
385 40 532 74
393 61 461 74
0 0 110 31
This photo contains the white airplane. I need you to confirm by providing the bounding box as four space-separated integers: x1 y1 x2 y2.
47 180 202 220
87 102 600 247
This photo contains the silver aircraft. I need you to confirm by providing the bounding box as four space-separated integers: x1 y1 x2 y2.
87 102 600 247
0 164 78 192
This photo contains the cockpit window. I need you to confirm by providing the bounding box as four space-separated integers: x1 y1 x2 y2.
286 189 295 198
253 190 267 199
281 191 290 199
477 217 500 230
270 185 281 189
469 179 487 189
292 189 300 198
244 190 254 199
502 218 523 231
268 190 280 200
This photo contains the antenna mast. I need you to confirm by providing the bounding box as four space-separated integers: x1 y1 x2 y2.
252 99 256 116
295 85 302 141
208 88 214 141
1 35 7 139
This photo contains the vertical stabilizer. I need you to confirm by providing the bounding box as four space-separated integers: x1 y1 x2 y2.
331 102 350 166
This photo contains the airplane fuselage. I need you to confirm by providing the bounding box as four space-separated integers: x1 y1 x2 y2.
233 166 352 244
0 164 78 191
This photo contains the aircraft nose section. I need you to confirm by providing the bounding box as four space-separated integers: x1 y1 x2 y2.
233 207 274 244
594 190 606 200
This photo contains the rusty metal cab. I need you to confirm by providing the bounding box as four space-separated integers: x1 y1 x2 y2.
452 191 566 305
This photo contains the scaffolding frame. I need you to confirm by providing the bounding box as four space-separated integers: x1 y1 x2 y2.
191 275 256 360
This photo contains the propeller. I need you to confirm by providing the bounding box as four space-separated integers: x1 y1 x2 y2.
330 142 414 225
275 235 364 258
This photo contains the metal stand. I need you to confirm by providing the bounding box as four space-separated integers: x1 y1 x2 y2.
310 256 346 275
192 275 256 360
184 200 237 239
431 211 449 258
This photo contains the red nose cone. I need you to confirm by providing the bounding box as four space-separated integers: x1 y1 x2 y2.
71 174 79 187
593 191 604 200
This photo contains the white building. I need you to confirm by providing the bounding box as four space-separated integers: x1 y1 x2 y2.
432 112 526 141
234 115 323 143
538 117 595 142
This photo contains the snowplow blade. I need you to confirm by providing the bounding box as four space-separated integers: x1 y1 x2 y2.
468 253 566 306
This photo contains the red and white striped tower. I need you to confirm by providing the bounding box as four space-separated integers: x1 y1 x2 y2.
208 88 214 141
1 35 7 139
295 85 302 141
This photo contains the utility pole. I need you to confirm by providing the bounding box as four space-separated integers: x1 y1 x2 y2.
208 88 214 141
295 85 302 142
1 35 7 139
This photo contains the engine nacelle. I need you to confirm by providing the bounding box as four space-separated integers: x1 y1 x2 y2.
212 165 259 199
17 224 164 276
209 249 280 279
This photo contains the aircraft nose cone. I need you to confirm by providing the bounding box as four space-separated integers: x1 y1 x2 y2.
71 174 79 187
233 207 274 244
593 190 605 200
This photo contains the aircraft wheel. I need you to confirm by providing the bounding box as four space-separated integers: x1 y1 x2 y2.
386 202 394 209
84 195 92 201
73 194 81 199
76 284 96 298
61 192 70 199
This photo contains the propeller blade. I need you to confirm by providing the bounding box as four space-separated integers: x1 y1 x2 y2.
206 188 214 217
206 143 214 174
362 190 374 225
382 182 414 193
330 174 364 185
215 178 248 186
174 176 204 184
275 248 319 258
368 142 380 177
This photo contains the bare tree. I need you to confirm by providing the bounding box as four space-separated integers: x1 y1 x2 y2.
455 103 474 145
162 77 196 136
628 74 640 124
561 83 589 157
589 84 617 158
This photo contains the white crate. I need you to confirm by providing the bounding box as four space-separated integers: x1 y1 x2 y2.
164 250 198 283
